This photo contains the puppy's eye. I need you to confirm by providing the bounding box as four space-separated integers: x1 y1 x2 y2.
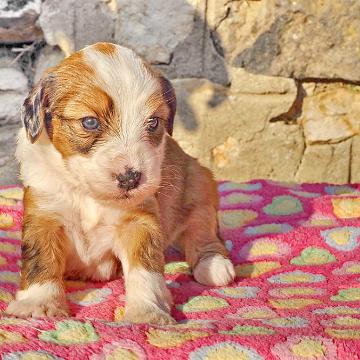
81 117 100 131
147 117 159 132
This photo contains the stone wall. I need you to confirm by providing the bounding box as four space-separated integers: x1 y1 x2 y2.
0 0 359 185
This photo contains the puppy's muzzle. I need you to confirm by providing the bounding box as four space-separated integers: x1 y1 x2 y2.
117 168 141 191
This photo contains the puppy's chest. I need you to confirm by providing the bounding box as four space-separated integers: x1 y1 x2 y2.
59 195 124 279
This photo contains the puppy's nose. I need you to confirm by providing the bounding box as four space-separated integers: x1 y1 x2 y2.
116 168 141 191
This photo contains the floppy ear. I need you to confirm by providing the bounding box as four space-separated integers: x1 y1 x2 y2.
22 77 52 143
160 76 176 136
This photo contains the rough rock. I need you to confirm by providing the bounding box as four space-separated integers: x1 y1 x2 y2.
1 0 360 186
208 0 360 81
296 140 352 184
0 66 28 123
207 0 276 65
0 48 14 67
156 0 229 85
0 124 19 185
115 0 196 64
351 136 360 183
0 67 27 92
34 45 65 83
0 0 43 44
229 67 296 94
39 0 114 55
0 92 26 122
172 77 304 182
301 84 360 144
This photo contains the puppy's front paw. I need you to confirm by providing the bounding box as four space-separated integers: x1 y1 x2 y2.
5 282 69 318
5 299 69 318
193 254 235 286
124 305 175 325
123 268 175 325
124 291 175 325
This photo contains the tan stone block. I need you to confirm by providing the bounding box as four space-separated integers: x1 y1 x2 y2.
351 136 360 183
296 140 352 184
210 122 304 182
229 67 296 95
172 77 303 182
301 86 360 144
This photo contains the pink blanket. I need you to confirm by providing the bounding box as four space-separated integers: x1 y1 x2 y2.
0 180 360 359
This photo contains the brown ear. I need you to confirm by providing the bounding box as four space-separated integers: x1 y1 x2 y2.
22 76 52 143
160 76 176 136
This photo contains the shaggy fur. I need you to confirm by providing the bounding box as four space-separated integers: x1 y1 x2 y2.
5 42 235 324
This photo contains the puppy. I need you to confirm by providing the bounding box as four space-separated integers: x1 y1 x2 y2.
5 42 235 324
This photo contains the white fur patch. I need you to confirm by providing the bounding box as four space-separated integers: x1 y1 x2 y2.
193 254 235 287
122 267 174 324
6 282 68 318
126 268 172 313
16 282 61 302
84 45 157 126
83 45 158 149
73 46 166 204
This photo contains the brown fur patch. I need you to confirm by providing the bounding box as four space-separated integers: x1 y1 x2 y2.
147 118 165 148
143 62 176 136
20 187 69 290
50 87 116 157
117 210 164 273
38 50 118 157
93 42 117 56
157 136 228 268
50 116 100 156
143 78 176 146
158 77 176 135
22 76 54 143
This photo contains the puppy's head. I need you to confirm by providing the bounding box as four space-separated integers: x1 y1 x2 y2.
22 42 176 204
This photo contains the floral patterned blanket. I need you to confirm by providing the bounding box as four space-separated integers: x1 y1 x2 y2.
0 181 360 359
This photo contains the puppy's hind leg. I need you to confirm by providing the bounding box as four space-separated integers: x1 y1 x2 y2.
180 206 235 287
